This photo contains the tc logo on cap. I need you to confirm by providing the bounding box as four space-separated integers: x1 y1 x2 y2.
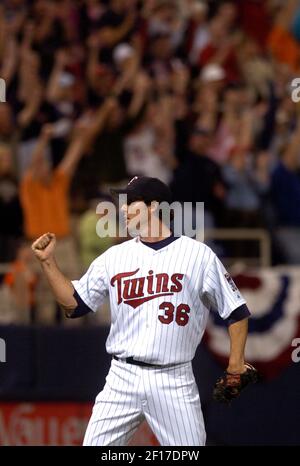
128 176 139 186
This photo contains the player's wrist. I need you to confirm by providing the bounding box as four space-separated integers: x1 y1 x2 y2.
227 361 245 374
40 255 56 266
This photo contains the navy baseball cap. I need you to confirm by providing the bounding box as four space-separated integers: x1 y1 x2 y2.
110 176 172 205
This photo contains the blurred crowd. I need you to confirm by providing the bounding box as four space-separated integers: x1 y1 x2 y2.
1 0 300 324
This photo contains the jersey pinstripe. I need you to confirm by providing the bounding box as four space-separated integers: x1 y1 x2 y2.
72 235 246 365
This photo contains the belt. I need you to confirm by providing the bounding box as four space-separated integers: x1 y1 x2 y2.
113 355 160 368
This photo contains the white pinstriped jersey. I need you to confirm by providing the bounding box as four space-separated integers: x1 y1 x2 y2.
72 235 246 365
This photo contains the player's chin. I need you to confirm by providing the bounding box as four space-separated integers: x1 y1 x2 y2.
126 225 137 237
126 223 142 238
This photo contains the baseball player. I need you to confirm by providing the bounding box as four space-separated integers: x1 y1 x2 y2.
32 176 253 446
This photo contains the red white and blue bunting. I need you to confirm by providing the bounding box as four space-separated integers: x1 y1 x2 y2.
204 267 300 379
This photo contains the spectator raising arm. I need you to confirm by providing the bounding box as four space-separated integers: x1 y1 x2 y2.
99 11 136 49
127 72 151 118
0 8 18 86
33 1 57 44
26 124 53 178
0 35 18 87
79 98 119 153
275 0 299 30
17 86 42 129
58 125 88 178
17 48 43 129
113 49 140 97
46 49 70 103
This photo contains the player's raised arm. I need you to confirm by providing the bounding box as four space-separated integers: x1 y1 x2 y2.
32 232 109 318
31 233 77 315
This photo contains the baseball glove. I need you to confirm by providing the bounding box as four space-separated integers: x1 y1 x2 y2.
213 363 259 404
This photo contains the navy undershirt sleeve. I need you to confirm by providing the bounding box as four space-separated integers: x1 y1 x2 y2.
225 304 251 326
67 289 93 318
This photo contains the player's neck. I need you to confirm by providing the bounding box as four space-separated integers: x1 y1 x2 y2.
139 221 172 243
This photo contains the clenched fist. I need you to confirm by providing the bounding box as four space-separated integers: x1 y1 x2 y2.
31 233 56 262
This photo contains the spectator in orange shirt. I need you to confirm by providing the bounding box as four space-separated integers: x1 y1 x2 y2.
20 123 87 323
267 0 300 72
20 124 73 241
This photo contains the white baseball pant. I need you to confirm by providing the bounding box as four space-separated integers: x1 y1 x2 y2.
83 357 206 446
